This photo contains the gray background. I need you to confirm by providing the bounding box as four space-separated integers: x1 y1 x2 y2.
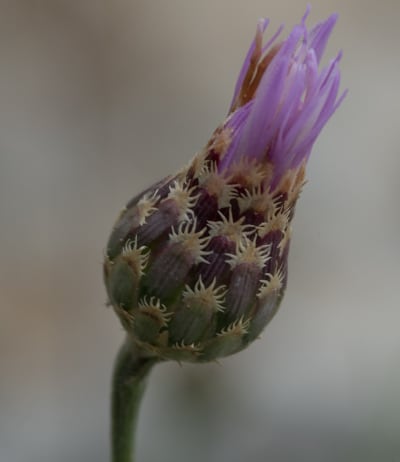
1 1 399 461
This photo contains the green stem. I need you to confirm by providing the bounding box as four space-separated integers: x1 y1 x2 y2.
111 338 158 462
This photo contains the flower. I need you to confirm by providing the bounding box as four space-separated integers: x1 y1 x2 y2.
103 8 346 363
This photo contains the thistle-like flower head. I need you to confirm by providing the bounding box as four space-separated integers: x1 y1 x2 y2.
104 8 346 363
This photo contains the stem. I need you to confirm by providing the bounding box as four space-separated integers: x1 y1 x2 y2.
111 338 158 462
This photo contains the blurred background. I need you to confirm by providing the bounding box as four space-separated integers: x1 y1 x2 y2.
0 1 399 461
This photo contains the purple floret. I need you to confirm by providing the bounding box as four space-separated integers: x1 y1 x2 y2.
220 8 347 189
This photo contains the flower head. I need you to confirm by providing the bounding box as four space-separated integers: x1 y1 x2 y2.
104 8 346 363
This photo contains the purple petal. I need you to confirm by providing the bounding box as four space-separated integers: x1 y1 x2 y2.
218 7 346 189
309 14 338 63
229 18 270 112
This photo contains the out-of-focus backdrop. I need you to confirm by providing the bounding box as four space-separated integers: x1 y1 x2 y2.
1 1 399 461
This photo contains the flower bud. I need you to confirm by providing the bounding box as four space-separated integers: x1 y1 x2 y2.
104 8 346 363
